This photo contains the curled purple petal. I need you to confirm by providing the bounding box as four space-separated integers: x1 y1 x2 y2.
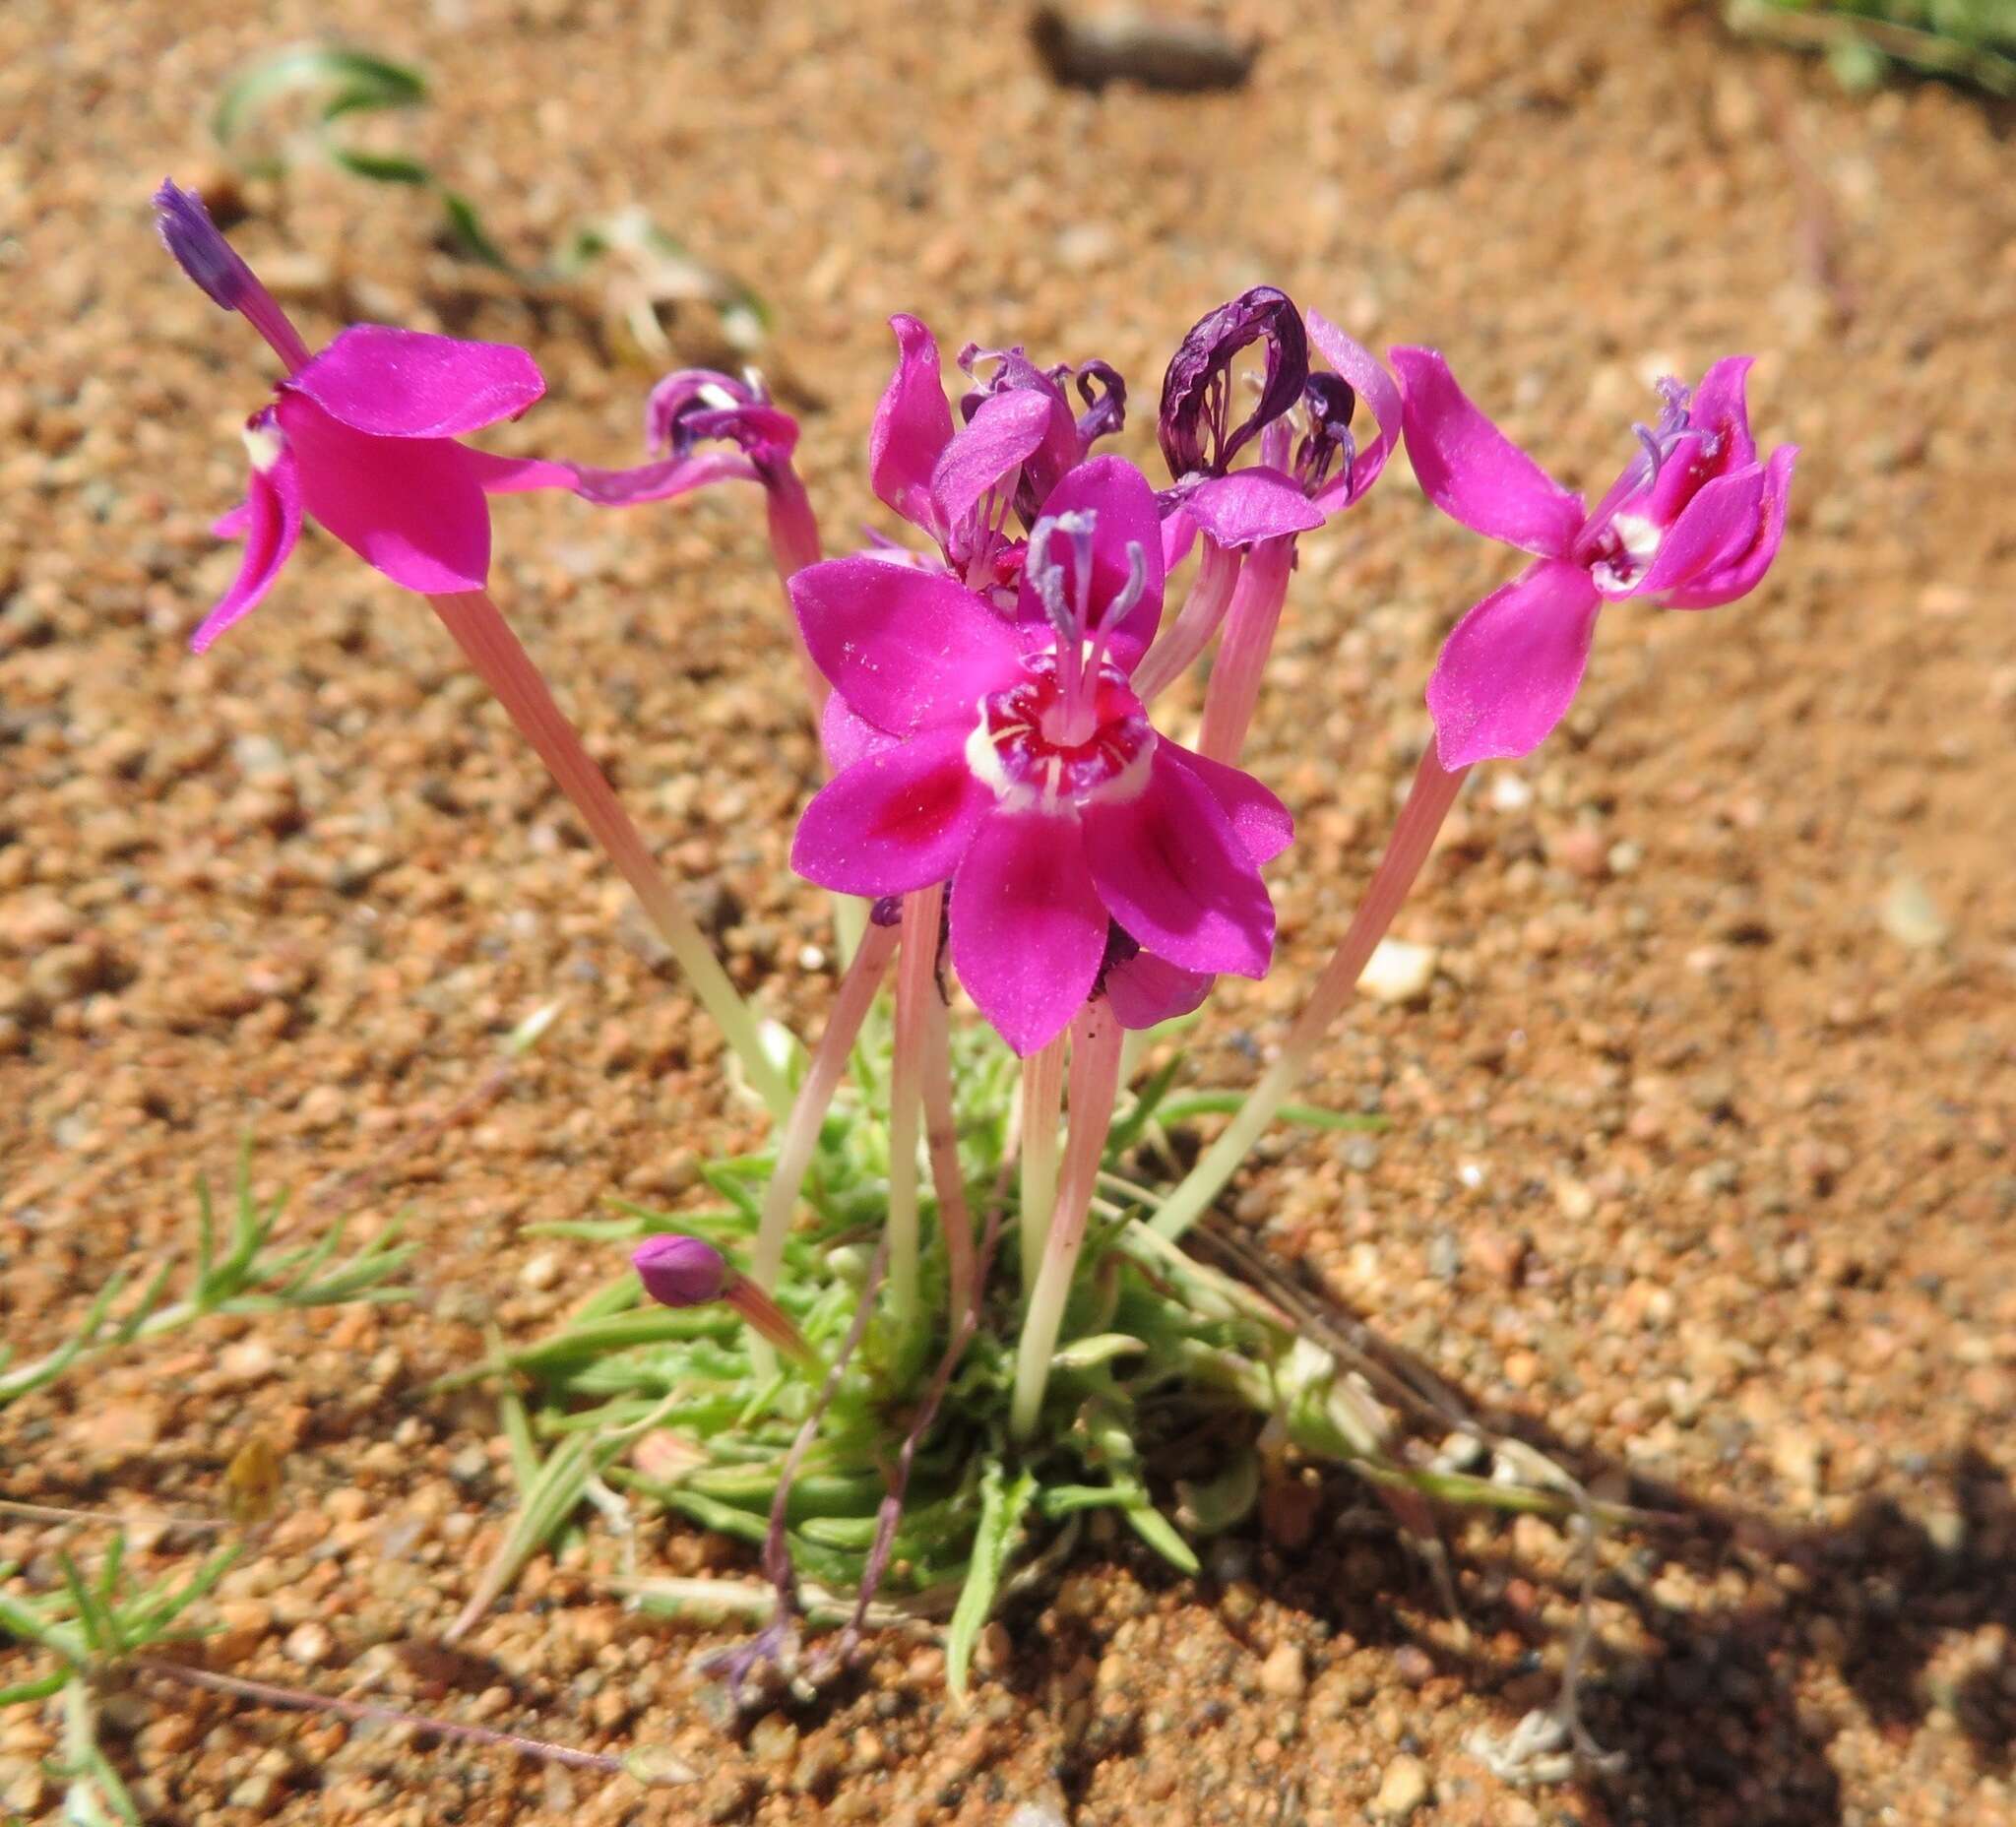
1158 286 1309 481
1072 359 1127 449
644 367 797 475
1305 311 1402 510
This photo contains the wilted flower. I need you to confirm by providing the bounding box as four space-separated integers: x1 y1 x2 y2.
788 456 1292 1055
1396 348 1798 768
1156 291 1401 558
154 179 767 652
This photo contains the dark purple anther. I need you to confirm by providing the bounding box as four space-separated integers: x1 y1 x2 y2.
868 894 905 928
153 179 254 311
1293 371 1357 497
1072 360 1127 448
1157 286 1310 482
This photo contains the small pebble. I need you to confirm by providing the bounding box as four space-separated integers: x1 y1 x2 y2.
1373 1752 1430 1819
1258 1642 1306 1698
1359 938 1438 1006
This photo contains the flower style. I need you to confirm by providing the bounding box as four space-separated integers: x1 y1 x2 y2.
788 456 1292 1055
155 179 777 652
1396 347 1799 768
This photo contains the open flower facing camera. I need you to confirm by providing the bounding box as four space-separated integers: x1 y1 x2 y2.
151 179 1797 1713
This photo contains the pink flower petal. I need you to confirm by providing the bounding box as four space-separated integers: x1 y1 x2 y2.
460 446 761 503
1103 950 1212 1031
820 691 898 771
931 389 1053 535
1634 463 1766 598
1644 354 1759 526
1161 505 1199 574
287 326 544 438
1687 355 1758 471
790 724 992 896
275 394 490 594
1305 310 1402 508
949 809 1107 1055
791 555 1023 736
190 415 302 652
1082 746 1275 978
1390 347 1585 558
1425 558 1602 767
1660 444 1798 610
211 502 253 539
870 314 954 532
1018 455 1168 665
1158 744 1293 864
1182 469 1325 549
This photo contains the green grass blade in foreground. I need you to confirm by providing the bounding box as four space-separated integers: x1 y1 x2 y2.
945 1460 1037 1696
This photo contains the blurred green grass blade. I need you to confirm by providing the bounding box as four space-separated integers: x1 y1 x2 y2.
212 44 428 146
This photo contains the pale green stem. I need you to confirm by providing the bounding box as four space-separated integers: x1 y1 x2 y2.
1116 1027 1152 1087
919 982 976 1325
747 919 899 1372
1011 1001 1124 1439
1149 747 1469 1242
428 589 793 1121
1197 534 1294 764
1017 1037 1065 1292
1130 537 1242 705
885 883 944 1336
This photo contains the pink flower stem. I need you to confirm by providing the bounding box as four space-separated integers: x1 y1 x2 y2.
1017 1038 1065 1292
748 918 901 1353
1197 534 1295 764
721 1271 826 1378
133 1657 629 1777
920 981 976 1326
1149 746 1470 1242
885 882 945 1335
427 588 792 1121
1011 1000 1124 1440
1130 537 1242 705
760 464 831 722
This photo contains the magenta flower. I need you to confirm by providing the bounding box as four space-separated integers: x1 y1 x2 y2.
1396 347 1799 768
788 455 1292 1055
155 180 765 652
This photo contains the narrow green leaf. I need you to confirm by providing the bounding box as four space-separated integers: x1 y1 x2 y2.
945 1460 1036 1695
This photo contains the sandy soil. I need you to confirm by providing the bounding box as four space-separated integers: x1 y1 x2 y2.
3 0 2014 1821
